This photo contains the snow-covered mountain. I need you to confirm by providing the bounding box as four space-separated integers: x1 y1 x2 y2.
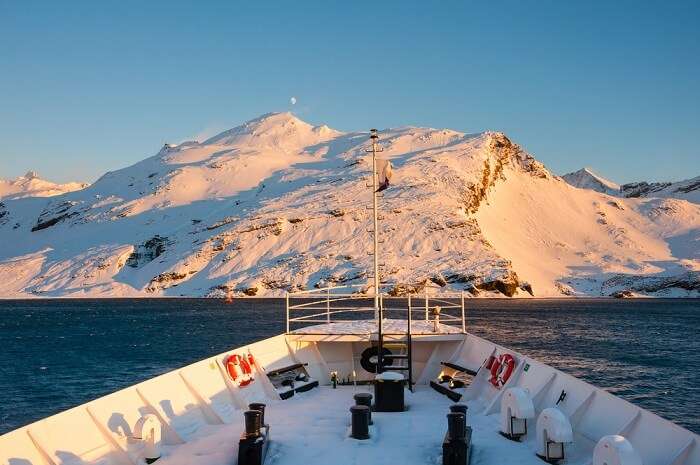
0 112 698 298
0 171 87 200
561 168 620 196
562 168 700 205
620 176 700 204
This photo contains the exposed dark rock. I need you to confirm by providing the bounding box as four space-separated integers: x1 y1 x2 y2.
430 274 447 287
607 200 624 210
31 212 73 231
0 203 8 225
603 271 699 295
147 271 188 292
620 181 672 198
611 290 634 298
328 209 346 217
520 282 534 296
387 279 430 296
445 270 522 297
126 235 170 268
31 201 79 232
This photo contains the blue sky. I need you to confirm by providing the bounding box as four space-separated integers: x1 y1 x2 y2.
1 1 698 184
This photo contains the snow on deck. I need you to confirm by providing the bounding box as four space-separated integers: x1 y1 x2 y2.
157 386 560 465
290 318 463 335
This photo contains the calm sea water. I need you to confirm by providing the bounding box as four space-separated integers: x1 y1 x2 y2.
0 298 698 434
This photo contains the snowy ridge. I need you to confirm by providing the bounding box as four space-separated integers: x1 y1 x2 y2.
562 168 700 205
0 171 87 200
0 113 698 298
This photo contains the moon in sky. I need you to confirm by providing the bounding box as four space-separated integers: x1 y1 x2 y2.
290 97 297 105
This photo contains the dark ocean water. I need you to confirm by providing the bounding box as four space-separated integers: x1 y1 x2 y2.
0 298 698 435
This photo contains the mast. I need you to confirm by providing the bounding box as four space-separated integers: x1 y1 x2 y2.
366 129 383 320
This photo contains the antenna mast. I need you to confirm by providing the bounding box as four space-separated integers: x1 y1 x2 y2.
366 129 383 320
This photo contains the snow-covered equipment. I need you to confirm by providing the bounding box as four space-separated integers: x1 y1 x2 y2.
536 408 574 463
376 159 393 192
593 435 642 465
132 414 162 464
374 371 405 412
500 387 535 441
431 361 478 401
266 362 318 399
350 405 370 440
433 305 442 332
488 353 516 388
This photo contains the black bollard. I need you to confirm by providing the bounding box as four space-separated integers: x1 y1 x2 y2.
249 403 266 426
239 408 269 465
449 404 468 435
447 412 466 441
350 405 370 440
244 410 262 438
443 410 471 465
354 393 373 425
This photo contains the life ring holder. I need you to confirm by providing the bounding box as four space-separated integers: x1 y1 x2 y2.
225 353 255 387
489 354 516 388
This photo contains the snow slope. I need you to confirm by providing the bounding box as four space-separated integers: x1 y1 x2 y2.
0 113 697 298
0 171 87 200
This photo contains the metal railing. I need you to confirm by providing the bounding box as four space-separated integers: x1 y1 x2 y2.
285 285 466 334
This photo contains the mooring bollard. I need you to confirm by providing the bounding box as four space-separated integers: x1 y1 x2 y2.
350 405 370 440
244 410 262 438
249 403 267 426
447 412 466 441
239 408 269 465
449 404 468 435
354 393 373 424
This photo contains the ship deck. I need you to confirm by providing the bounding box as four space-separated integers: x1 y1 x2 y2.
156 385 573 465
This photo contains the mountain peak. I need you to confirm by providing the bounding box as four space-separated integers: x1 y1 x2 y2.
562 167 620 194
0 172 87 200
203 112 339 148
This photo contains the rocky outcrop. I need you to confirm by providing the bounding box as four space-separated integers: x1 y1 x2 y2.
126 235 170 268
31 201 79 232
603 272 700 296
621 181 672 198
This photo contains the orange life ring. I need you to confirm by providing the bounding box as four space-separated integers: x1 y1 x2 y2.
489 354 515 388
225 353 254 387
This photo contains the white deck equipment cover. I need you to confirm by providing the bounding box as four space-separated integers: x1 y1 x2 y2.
536 407 574 457
593 435 643 465
500 387 535 437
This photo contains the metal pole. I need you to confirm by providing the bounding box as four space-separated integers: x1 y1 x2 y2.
372 135 380 320
408 294 412 330
285 292 290 334
424 291 429 321
326 287 331 324
461 291 466 333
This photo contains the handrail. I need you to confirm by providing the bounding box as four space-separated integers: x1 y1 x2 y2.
285 285 466 334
